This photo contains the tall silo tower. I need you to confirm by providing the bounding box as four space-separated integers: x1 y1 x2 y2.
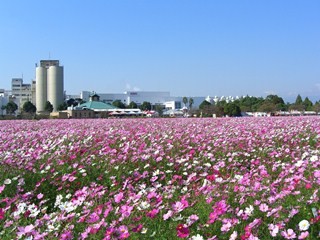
35 65 47 112
47 65 64 111
35 60 64 112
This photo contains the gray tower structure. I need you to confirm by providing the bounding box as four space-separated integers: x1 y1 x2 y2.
36 60 64 112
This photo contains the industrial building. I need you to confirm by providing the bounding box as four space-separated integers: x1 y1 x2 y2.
36 60 64 112
79 90 199 110
0 89 9 115
10 78 36 112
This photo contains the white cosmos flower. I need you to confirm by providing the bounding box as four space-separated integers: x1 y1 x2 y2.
4 179 11 185
191 234 204 240
245 205 254 216
299 219 310 231
138 201 150 210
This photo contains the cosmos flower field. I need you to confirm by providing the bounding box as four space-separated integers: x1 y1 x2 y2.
0 117 320 239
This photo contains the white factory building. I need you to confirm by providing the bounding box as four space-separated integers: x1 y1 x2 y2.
36 60 64 112
0 89 9 115
10 78 36 112
80 90 182 109
78 91 204 110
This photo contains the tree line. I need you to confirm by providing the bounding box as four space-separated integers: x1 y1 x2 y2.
2 94 320 117
197 94 320 117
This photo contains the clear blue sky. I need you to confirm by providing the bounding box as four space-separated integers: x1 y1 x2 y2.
0 0 319 102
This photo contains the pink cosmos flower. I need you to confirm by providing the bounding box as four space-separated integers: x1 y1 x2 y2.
17 224 34 237
120 205 133 218
132 224 143 232
186 214 199 226
163 210 173 220
117 225 130 239
268 223 279 237
68 176 77 182
0 185 5 194
229 231 237 240
60 230 73 240
173 201 186 213
213 200 228 215
37 193 44 199
259 203 269 212
86 212 100 223
176 224 189 238
146 208 159 218
298 231 309 239
281 229 296 239
105 227 115 237
208 211 218 224
305 183 312 189
314 170 320 178
0 208 4 220
114 192 124 203
221 222 232 232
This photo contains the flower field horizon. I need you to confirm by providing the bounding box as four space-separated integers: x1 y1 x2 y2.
0 117 320 239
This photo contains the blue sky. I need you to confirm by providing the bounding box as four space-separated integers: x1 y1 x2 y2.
0 0 319 102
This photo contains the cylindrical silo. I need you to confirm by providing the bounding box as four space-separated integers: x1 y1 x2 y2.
47 66 64 112
36 66 47 112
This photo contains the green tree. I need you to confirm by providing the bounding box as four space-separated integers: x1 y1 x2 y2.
128 101 138 109
57 102 68 111
199 100 211 110
155 105 164 116
303 97 313 111
140 101 152 111
75 98 85 105
289 103 304 112
295 94 303 105
44 101 54 113
22 101 36 113
5 101 18 115
188 98 194 109
112 100 126 109
224 102 241 117
313 101 320 113
258 102 276 113
67 98 77 107
182 97 188 107
264 94 286 111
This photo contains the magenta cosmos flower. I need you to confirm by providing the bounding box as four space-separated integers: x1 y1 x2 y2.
176 224 190 238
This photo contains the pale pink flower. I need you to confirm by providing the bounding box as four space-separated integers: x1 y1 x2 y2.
68 176 77 182
229 231 237 240
17 224 34 236
37 193 44 199
163 210 173 220
298 231 309 239
281 229 296 239
221 222 232 232
268 223 279 237
186 214 199 226
0 185 5 193
259 203 268 212
172 201 185 213
314 170 320 178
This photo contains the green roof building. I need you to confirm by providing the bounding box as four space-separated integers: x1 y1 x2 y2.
79 92 119 111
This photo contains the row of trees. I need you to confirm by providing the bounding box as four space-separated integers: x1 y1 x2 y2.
198 94 320 117
112 100 153 111
182 97 194 109
1 101 55 115
2 94 319 117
